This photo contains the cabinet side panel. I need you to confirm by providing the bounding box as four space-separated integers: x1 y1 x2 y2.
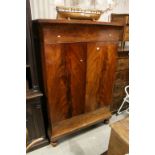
44 44 70 123
64 43 87 116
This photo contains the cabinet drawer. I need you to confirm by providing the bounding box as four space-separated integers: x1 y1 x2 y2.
115 70 129 83
116 58 129 71
43 25 122 44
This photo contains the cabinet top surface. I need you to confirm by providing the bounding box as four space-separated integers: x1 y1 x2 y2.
33 19 124 27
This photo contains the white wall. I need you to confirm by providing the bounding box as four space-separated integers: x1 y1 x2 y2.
30 0 129 21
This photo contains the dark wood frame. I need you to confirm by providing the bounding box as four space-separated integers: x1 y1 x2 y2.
26 0 49 152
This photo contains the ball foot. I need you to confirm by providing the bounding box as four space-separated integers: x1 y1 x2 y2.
51 140 58 147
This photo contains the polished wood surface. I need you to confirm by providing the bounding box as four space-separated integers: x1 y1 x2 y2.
51 107 111 141
85 42 117 112
33 19 123 145
33 19 124 45
64 43 87 116
43 25 123 44
44 44 69 124
107 117 129 155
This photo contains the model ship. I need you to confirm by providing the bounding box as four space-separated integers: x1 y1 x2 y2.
56 0 117 21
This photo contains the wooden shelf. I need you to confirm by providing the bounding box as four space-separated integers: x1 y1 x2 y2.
51 107 111 141
26 90 43 100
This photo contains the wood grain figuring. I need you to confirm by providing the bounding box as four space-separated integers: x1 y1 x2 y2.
98 44 117 107
64 43 87 116
44 44 70 124
85 42 117 112
51 107 111 141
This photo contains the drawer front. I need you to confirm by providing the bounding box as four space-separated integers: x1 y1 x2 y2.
116 58 129 71
115 70 129 83
43 25 122 44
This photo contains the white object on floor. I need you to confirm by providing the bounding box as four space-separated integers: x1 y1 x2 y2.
27 112 128 155
117 85 129 115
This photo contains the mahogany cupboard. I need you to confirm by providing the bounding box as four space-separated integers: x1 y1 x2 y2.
32 20 124 146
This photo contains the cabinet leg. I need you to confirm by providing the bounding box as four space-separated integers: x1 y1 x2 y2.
50 140 58 147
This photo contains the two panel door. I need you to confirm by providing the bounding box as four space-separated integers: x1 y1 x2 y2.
44 42 117 124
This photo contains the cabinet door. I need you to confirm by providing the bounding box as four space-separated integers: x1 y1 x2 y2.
85 42 117 112
64 43 87 116
44 43 87 123
44 44 69 124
